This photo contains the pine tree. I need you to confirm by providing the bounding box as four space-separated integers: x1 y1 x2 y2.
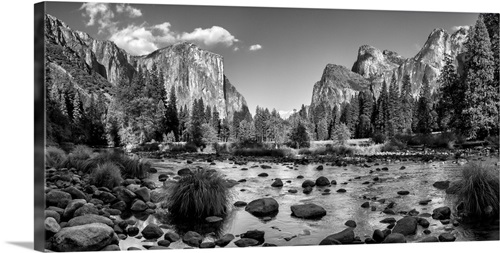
348 94 359 134
482 13 499 87
72 91 83 124
436 55 459 131
288 121 310 149
374 80 389 135
388 75 401 136
416 76 433 134
460 15 498 138
205 105 212 125
165 86 179 141
400 74 414 134
189 98 204 147
317 118 328 140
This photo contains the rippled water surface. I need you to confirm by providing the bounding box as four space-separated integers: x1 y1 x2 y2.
119 157 499 249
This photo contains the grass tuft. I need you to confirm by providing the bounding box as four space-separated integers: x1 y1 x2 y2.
298 145 356 156
45 146 67 168
233 148 291 157
89 162 123 189
452 162 499 219
70 145 94 160
166 169 231 220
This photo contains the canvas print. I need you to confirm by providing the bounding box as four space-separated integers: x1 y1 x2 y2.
36 1 499 252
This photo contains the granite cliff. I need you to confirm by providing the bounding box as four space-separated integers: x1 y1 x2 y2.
44 14 247 121
310 26 469 111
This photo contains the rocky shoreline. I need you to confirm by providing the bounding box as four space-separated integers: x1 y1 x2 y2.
44 147 498 251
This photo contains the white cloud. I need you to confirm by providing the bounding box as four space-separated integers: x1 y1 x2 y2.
110 25 158 56
451 25 470 32
233 47 240 52
116 4 142 18
80 2 115 32
249 44 262 51
278 110 294 119
180 26 238 47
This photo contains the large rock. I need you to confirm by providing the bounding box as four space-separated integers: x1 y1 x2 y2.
45 217 61 234
141 224 164 239
50 223 117 252
315 176 330 186
67 214 113 227
271 178 283 187
382 233 406 243
245 198 279 217
432 206 451 220
302 180 316 188
64 186 87 200
241 230 265 244
319 228 355 245
134 187 151 202
215 234 235 247
46 190 72 209
433 180 450 190
182 231 203 247
62 199 87 219
130 200 148 212
74 203 99 217
392 216 418 236
234 238 259 247
438 233 456 242
290 203 327 219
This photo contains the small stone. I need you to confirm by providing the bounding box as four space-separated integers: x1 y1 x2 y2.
345 220 357 228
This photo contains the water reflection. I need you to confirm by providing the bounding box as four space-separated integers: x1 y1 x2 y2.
119 157 499 249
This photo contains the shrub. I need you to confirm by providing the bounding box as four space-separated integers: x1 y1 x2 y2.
297 145 355 156
120 158 151 179
70 151 150 179
166 169 231 220
213 143 232 155
45 146 67 168
381 138 406 152
287 122 310 149
70 145 94 160
485 135 499 148
89 162 123 189
371 132 386 144
452 163 499 219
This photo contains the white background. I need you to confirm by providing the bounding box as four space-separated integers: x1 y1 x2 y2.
0 0 499 252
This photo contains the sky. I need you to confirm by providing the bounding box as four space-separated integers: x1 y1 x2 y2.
45 1 479 116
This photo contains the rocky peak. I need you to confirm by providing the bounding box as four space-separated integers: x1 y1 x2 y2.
310 64 369 110
44 14 248 121
351 45 404 79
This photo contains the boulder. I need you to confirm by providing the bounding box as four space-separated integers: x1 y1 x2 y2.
134 187 151 202
397 190 410 195
345 220 357 228
141 224 164 239
417 217 430 228
245 198 279 217
258 173 269 177
337 189 346 193
261 165 272 169
319 228 354 245
73 203 99 217
130 200 148 212
64 186 87 200
46 190 72 209
164 231 180 242
316 165 324 170
234 238 259 247
380 217 396 224
45 217 61 234
62 199 87 219
50 223 117 252
302 180 316 188
382 233 406 243
303 186 313 194
182 231 203 247
97 191 116 203
271 178 283 187
290 203 327 219
432 206 451 220
126 227 139 236
361 202 370 208
200 242 216 248
419 236 439 242
101 244 120 251
45 210 61 223
241 230 265 244
157 240 171 247
110 201 127 212
158 174 168 182
372 229 385 243
315 176 330 186
178 168 192 176
433 180 450 190
392 217 417 236
215 234 235 247
234 201 247 207
438 233 456 242
67 214 113 227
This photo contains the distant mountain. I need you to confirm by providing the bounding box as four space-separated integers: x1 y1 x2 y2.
44 14 248 121
309 26 470 111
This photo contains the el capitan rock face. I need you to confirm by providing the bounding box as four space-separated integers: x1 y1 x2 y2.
44 14 247 121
